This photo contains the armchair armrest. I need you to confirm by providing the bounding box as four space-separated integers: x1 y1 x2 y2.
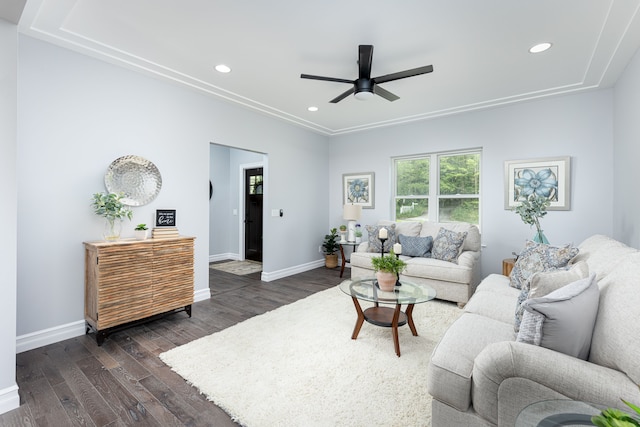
472 341 639 424
457 250 479 269
356 242 369 252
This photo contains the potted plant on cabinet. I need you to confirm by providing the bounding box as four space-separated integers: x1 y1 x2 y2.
322 228 340 268
91 192 133 241
371 250 407 291
134 223 149 240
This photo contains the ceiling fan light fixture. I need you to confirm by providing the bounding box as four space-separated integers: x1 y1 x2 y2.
529 42 552 54
354 91 374 101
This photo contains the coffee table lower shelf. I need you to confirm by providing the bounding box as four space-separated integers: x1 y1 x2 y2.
350 299 418 357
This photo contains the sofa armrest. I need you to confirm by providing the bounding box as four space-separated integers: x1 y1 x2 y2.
457 250 479 269
472 341 640 424
356 242 369 252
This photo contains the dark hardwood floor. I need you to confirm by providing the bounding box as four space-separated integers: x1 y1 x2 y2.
0 262 345 426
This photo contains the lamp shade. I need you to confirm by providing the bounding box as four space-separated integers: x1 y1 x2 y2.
343 204 362 220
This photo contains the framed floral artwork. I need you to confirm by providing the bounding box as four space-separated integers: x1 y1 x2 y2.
343 172 375 209
504 156 570 210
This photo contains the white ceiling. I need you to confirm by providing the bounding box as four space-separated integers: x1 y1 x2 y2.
16 0 640 136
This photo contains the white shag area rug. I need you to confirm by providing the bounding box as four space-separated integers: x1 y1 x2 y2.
209 260 262 275
160 286 462 427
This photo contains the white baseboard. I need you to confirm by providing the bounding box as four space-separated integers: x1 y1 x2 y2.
194 287 211 302
17 259 327 353
0 384 19 415
261 259 325 282
17 288 211 353
16 320 86 353
209 253 239 262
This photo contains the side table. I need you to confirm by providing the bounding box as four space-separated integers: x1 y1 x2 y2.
339 242 359 278
502 258 516 277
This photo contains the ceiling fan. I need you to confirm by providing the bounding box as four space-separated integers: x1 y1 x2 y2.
300 45 433 103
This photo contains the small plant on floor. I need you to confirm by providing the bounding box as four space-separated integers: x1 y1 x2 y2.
322 228 340 255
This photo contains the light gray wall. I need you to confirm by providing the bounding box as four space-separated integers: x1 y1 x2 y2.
16 35 329 343
613 46 640 248
329 90 615 278
209 144 265 260
209 144 232 257
0 18 19 413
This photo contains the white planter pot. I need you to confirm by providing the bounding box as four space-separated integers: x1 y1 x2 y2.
134 229 148 240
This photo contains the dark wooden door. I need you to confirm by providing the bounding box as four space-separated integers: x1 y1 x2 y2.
244 167 263 262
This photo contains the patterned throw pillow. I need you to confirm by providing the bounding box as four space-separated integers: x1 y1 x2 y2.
509 241 579 291
365 224 397 253
398 234 433 257
431 228 467 263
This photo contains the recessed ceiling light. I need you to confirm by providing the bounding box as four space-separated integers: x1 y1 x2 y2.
307 106 318 112
215 64 231 73
529 42 552 54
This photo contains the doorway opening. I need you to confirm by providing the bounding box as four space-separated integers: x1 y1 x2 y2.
244 167 263 262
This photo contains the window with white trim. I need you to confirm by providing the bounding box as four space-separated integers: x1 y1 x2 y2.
393 150 481 225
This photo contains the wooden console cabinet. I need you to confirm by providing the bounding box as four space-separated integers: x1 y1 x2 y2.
84 236 195 345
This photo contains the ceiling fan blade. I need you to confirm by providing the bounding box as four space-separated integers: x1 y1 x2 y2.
358 45 373 79
373 65 433 84
330 87 355 103
373 85 400 102
300 74 354 84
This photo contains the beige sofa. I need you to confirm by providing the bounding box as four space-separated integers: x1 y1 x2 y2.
350 221 481 305
427 234 640 426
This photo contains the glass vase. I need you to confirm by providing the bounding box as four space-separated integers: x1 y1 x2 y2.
533 230 549 244
103 218 122 241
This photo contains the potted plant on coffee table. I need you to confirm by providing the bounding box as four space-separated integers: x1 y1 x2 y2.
322 228 340 268
371 250 407 291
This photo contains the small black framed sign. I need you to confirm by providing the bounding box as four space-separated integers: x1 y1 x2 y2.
155 209 176 227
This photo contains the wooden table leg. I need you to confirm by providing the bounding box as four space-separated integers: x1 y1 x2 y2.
406 304 418 336
350 296 365 339
339 245 346 278
392 304 402 357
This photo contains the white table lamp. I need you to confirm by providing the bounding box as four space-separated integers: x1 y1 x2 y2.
343 204 362 242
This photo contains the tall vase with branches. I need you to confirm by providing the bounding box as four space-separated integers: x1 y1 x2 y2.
514 194 550 244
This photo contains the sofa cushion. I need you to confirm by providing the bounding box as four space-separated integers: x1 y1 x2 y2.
514 261 589 332
427 313 515 412
509 241 579 290
403 257 473 284
464 276 520 325
474 274 520 297
398 234 433 257
432 228 467 263
365 223 396 253
589 251 640 385
572 234 638 281
516 273 599 360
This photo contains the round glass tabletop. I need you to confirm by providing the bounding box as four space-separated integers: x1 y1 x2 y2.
515 400 610 426
339 277 436 305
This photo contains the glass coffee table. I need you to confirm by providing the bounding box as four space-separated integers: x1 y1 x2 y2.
516 400 608 426
339 277 436 357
